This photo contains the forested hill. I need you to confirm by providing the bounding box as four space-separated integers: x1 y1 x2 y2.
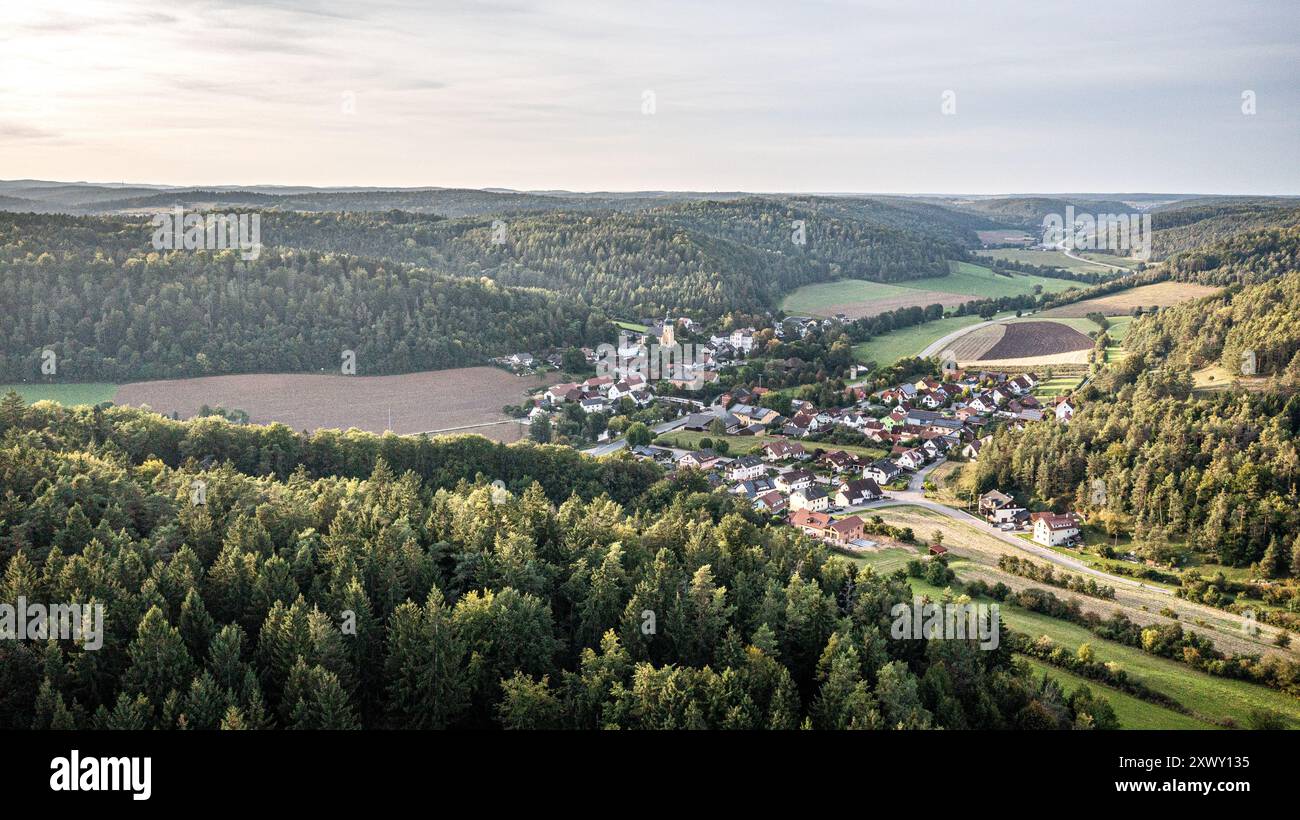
1122 227 1300 377
0 213 612 382
258 200 966 310
0 200 969 380
0 398 1107 730
967 228 1300 572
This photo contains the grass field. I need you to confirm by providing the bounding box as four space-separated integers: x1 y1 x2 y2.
974 248 1124 276
1075 251 1143 270
0 383 119 406
839 546 918 575
1017 657 1217 730
1032 375 1086 397
901 569 1300 728
782 260 1081 320
852 315 987 366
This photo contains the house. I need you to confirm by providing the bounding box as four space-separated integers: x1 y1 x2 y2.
753 490 788 514
827 515 867 545
731 404 780 427
990 505 1028 526
961 437 990 460
979 490 1016 518
729 327 757 353
1055 399 1076 422
835 478 883 507
679 450 724 470
545 383 579 404
775 469 815 493
732 476 777 497
790 486 830 512
631 445 676 465
580 398 610 414
864 459 903 485
762 441 808 461
790 509 833 537
895 449 927 471
820 450 857 473
1032 513 1081 547
726 456 766 482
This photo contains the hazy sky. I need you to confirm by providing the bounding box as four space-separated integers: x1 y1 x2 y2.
2 0 1296 193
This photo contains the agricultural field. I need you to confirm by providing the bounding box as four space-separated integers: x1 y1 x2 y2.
974 248 1125 276
111 367 548 440
936 319 1094 366
0 383 119 406
781 260 1081 320
852 315 987 367
1038 281 1220 318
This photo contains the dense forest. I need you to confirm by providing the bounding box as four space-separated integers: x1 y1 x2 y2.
0 213 611 382
0 398 1108 730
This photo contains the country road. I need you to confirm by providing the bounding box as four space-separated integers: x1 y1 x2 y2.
842 460 1172 595
582 415 690 456
1060 245 1133 272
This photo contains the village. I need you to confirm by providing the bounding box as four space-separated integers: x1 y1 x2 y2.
510 315 1084 558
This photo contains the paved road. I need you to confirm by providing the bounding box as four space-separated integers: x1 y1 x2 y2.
843 460 1170 595
1061 245 1132 273
582 415 690 456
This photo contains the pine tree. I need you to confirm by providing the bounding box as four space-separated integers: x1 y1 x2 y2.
122 606 195 716
1260 536 1289 578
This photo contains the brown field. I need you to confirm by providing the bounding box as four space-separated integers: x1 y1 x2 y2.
112 367 547 440
1040 281 1220 318
977 321 1093 361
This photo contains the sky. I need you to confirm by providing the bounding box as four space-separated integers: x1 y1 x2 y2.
1 0 1297 194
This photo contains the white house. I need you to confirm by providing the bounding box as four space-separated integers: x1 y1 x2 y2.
790 486 830 512
1032 513 1080 546
835 478 883 507
775 469 815 493
726 456 766 482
